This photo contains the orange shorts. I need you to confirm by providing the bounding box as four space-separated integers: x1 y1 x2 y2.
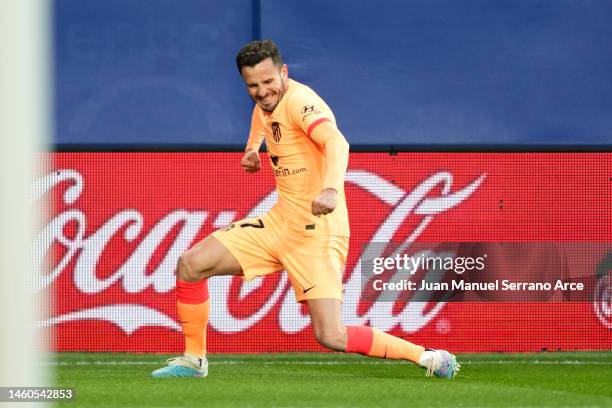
211 209 348 302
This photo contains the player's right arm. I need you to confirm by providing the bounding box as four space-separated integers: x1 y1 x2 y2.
286 87 349 216
241 108 265 173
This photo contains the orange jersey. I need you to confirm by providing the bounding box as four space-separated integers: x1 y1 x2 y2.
247 79 350 237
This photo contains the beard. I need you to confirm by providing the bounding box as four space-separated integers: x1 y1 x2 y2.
258 76 287 112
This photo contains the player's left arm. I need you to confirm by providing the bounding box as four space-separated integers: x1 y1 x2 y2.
309 121 350 216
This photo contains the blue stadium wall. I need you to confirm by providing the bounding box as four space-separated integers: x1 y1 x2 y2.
54 0 612 149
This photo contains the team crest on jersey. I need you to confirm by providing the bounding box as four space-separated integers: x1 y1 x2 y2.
271 122 282 142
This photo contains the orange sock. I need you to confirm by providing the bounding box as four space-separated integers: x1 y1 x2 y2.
345 326 425 363
176 279 209 358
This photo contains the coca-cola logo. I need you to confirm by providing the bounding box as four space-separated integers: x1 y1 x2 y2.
35 168 486 335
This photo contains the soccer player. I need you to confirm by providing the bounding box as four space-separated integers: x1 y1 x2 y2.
152 40 460 379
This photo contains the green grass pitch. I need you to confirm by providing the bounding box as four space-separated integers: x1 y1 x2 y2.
55 351 612 408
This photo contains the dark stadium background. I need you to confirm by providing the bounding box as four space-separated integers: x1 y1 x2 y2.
53 0 612 149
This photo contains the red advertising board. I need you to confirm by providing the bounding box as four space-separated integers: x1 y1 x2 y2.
38 153 611 353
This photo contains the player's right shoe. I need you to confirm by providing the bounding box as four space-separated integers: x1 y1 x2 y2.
421 349 460 379
151 354 208 378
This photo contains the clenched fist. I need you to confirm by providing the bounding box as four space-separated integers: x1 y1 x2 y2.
240 149 261 173
311 188 337 216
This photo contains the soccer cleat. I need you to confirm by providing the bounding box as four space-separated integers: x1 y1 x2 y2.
151 354 208 378
421 349 460 379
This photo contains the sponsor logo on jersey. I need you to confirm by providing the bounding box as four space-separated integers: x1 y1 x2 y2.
273 166 307 178
301 105 322 121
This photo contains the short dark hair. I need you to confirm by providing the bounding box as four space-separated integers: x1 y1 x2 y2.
236 39 283 73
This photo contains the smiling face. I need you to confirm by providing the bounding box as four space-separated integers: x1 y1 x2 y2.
240 57 288 113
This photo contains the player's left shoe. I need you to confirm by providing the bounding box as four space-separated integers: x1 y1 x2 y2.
151 354 208 378
420 349 460 379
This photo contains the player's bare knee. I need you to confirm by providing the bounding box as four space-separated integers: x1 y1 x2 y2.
314 328 344 351
176 253 202 282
